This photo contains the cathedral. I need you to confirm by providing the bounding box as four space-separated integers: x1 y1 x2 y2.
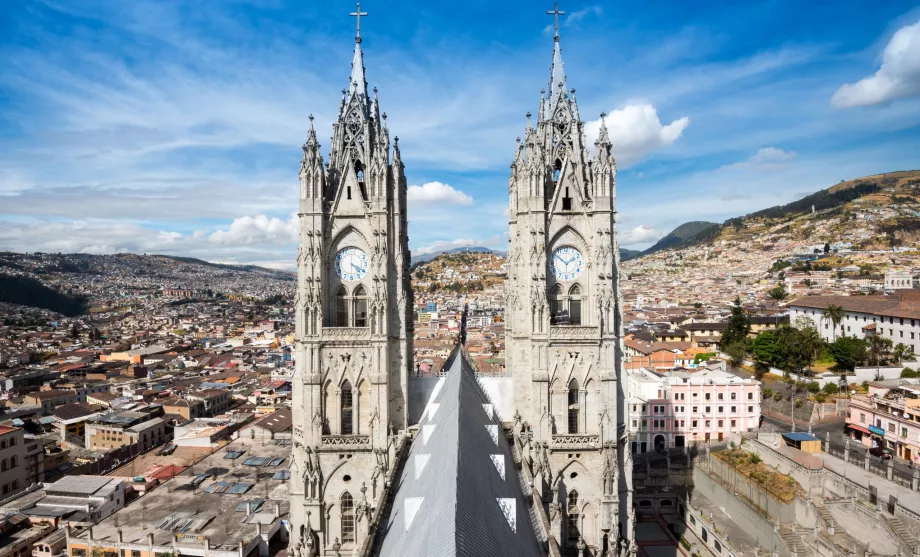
289 6 633 556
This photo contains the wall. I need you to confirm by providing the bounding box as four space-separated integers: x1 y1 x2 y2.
691 467 789 556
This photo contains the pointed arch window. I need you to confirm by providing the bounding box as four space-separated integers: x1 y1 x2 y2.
341 381 354 435
549 284 565 323
567 490 580 542
353 285 368 328
568 379 580 434
341 492 356 543
334 286 348 327
569 285 582 325
354 160 367 199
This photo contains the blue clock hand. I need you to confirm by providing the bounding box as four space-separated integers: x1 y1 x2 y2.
352 263 361 272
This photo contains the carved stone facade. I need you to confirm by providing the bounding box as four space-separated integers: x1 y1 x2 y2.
289 32 412 557
505 34 634 555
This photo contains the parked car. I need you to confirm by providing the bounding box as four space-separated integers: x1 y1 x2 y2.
870 446 892 460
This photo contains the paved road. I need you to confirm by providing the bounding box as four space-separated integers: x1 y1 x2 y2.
760 414 918 482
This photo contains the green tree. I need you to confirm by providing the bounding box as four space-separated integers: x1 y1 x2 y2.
751 331 780 368
822 304 845 341
900 367 918 378
723 342 747 367
794 317 824 359
828 336 867 371
807 381 820 393
867 335 893 366
894 343 915 365
774 326 816 375
767 283 789 309
823 383 839 394
720 297 752 349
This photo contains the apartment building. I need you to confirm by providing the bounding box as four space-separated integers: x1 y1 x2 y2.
846 378 920 463
790 291 920 354
186 389 232 416
628 368 761 453
84 411 167 452
0 425 28 498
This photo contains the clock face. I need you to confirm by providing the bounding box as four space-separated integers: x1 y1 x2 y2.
551 246 583 281
334 247 368 281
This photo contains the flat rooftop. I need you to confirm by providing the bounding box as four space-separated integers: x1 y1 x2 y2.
71 433 291 551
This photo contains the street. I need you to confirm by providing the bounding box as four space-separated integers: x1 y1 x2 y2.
760 414 918 482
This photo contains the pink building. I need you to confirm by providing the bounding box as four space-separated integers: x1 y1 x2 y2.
627 368 761 453
846 378 920 463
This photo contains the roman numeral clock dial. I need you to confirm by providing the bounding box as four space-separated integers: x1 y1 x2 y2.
334 247 368 281
551 246 583 281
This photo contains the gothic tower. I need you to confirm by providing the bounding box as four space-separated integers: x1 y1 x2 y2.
505 13 634 555
289 13 413 556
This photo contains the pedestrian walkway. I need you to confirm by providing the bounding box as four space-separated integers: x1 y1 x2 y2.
815 444 920 516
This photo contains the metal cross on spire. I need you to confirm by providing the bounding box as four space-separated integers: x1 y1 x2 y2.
547 3 566 41
350 3 368 43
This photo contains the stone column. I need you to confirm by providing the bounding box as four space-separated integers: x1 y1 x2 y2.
887 457 894 481
912 467 919 491
844 437 850 463
826 431 831 453
865 449 870 471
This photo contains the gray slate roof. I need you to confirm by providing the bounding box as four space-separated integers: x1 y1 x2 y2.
375 349 544 557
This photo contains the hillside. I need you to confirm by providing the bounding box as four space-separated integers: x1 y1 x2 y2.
411 251 506 294
411 246 506 265
641 221 720 256
0 274 89 316
621 169 920 304
0 251 295 314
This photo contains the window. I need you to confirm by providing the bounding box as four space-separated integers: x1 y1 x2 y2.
341 492 356 543
718 393 723 400
718 420 724 427
705 393 711 401
730 393 736 400
353 285 368 328
341 381 354 435
902 427 908 438
888 423 896 433
705 420 711 428
692 406 698 414
562 187 572 211
748 406 754 413
334 286 348 327
748 392 753 400
8 438 14 447
568 380 580 434
718 407 724 413
9 456 16 468
730 406 736 413
569 285 582 325
692 420 698 428
705 406 711 413
567 491 580 542
0 459 6 472
730 420 736 428
549 284 564 322
860 413 866 424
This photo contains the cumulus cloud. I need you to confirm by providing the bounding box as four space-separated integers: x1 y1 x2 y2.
832 19 920 108
407 182 473 205
208 215 298 245
584 104 690 167
619 224 661 246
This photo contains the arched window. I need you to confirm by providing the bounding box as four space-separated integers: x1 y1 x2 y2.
341 381 354 435
553 159 562 184
341 492 356 543
569 285 582 325
9 456 16 468
8 438 14 447
568 379 580 434
353 285 368 328
0 440 5 449
334 286 348 327
0 459 7 472
549 284 565 323
567 490 580 542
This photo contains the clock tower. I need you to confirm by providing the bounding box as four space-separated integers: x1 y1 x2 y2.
289 7 413 556
505 8 634 555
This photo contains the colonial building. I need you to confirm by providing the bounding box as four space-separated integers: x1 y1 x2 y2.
288 12 413 555
503 13 634 554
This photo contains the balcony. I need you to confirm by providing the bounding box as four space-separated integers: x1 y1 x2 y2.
319 434 371 451
551 434 600 450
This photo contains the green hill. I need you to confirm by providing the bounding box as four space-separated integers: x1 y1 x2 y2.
641 221 720 256
0 274 89 316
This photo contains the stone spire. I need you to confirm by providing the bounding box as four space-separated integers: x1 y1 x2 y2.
543 39 568 120
347 40 369 110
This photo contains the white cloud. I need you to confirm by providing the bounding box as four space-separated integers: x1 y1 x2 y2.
720 147 797 172
208 215 298 245
407 182 473 205
584 104 690 167
618 224 661 246
832 19 920 108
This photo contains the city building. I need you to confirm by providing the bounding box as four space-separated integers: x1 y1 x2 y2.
846 378 920 463
628 367 761 452
789 291 920 353
84 412 167 453
0 425 28 498
886 269 916 290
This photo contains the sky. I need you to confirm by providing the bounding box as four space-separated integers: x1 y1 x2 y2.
2 0 920 269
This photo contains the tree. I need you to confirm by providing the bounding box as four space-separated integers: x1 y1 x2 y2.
751 331 780 368
894 343 915 365
774 326 816 375
867 335 893 366
828 336 867 371
720 297 752 349
723 342 747 367
901 367 918 378
822 304 845 341
823 383 839 394
794 317 824 359
767 284 789 310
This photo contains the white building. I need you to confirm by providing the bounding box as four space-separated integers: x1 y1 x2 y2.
789 292 920 354
886 270 916 290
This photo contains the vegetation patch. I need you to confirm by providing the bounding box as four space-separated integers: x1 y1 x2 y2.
713 449 804 503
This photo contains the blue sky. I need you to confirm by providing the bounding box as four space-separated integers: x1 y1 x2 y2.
2 0 920 268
